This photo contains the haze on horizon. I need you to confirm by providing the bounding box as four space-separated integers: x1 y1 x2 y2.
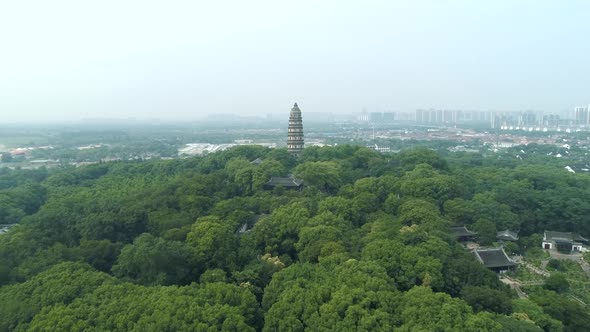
1 0 589 123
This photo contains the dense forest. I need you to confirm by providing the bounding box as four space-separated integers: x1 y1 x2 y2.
1 145 590 331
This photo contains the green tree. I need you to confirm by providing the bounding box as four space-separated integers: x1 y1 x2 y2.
397 147 449 171
544 273 569 293
362 239 444 290
399 164 462 206
0 262 115 332
442 250 503 296
253 159 287 190
27 282 260 331
225 157 255 194
396 286 500 331
186 216 237 271
530 289 587 332
512 298 564 332
296 225 343 263
473 218 497 246
397 199 448 233
460 286 512 314
76 239 123 272
262 260 398 332
252 204 309 257
112 233 194 285
495 316 543 332
293 161 342 193
443 198 475 225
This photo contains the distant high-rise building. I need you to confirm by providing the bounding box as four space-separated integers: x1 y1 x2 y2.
382 112 395 123
369 112 382 123
443 110 455 123
542 114 560 127
357 109 369 122
287 103 304 154
519 112 537 127
415 109 426 122
574 106 589 125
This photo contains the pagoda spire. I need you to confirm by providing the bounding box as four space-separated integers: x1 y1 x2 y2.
287 103 304 154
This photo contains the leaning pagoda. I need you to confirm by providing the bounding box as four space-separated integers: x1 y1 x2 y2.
287 103 304 154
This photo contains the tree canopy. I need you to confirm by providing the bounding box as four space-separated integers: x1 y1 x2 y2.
1 145 588 331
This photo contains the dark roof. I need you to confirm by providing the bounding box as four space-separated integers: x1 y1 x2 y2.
238 214 268 234
450 226 477 237
473 248 516 268
265 177 303 188
0 224 17 235
544 231 588 243
497 230 519 241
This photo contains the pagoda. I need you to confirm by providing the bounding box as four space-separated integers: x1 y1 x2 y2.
287 103 304 154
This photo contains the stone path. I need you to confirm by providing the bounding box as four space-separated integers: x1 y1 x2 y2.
578 259 590 279
500 276 528 298
522 262 551 277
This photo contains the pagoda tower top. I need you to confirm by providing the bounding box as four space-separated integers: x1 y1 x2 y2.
287 103 304 154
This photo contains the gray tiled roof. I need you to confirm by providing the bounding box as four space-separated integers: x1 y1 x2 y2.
544 231 588 243
450 226 477 237
497 230 519 241
265 177 303 187
473 248 516 268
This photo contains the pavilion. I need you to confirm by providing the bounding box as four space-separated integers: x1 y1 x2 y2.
450 226 477 242
473 247 517 273
263 177 303 191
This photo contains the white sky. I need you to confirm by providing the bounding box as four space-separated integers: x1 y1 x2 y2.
1 0 589 121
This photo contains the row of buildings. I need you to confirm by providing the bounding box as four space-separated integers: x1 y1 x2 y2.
357 111 396 124
574 105 590 125
214 103 590 131
415 109 493 124
352 109 582 131
349 106 590 132
451 226 589 273
414 108 590 132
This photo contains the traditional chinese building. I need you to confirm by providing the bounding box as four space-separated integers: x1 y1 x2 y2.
473 247 517 273
450 226 477 242
287 103 304 154
497 230 519 242
263 176 304 191
542 231 588 253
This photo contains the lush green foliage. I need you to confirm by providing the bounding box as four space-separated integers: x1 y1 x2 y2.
1 145 589 330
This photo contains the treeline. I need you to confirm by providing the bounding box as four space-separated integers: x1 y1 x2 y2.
0 168 48 224
0 145 589 331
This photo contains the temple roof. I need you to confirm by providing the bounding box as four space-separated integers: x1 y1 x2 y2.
238 214 267 234
544 231 588 243
473 248 516 268
265 177 303 188
250 158 263 165
497 230 519 241
450 226 477 238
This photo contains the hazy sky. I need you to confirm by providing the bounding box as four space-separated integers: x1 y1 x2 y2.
1 0 589 122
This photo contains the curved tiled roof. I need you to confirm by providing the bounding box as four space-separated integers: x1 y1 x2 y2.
473 248 516 268
265 177 303 187
450 226 477 237
497 230 519 241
